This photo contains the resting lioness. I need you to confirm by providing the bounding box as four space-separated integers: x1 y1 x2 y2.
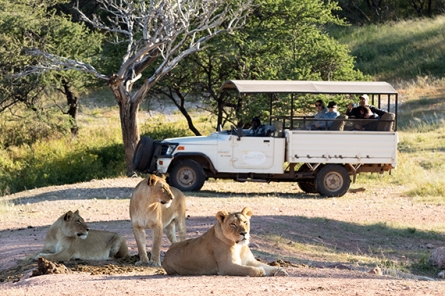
36 210 128 262
162 207 288 277
130 174 186 267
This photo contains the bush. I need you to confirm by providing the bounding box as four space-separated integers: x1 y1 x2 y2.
0 109 70 149
0 130 126 195
140 115 193 140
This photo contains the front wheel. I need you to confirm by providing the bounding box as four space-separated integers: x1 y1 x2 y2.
169 159 206 192
315 165 350 197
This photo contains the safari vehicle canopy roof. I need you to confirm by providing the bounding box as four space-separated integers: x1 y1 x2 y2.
221 80 397 95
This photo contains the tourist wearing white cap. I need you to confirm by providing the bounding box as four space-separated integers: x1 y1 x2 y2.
346 94 387 119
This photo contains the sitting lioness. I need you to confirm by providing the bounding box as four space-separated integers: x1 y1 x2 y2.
162 207 288 277
36 210 128 262
130 174 186 267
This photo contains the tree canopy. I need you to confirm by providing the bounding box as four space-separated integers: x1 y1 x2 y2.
152 0 367 131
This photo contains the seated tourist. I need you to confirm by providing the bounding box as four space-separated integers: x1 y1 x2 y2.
347 94 387 119
312 101 340 130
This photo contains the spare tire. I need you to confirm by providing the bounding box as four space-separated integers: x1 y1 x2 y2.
132 136 154 172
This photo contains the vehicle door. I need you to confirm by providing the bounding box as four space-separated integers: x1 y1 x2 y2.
231 136 275 170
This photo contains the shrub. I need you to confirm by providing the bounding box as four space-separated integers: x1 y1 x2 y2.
140 115 193 139
0 129 125 195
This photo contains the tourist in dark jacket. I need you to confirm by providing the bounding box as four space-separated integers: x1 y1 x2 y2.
347 94 387 118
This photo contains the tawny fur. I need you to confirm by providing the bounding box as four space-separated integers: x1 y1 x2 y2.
162 207 288 277
129 174 186 267
36 210 128 262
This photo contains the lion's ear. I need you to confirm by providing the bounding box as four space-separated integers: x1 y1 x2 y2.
160 174 167 180
64 211 74 221
216 210 229 224
241 207 252 218
148 174 157 186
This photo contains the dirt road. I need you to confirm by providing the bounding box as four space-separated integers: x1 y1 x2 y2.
1 177 444 295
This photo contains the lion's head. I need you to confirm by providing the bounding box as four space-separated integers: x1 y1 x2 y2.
62 210 89 239
148 174 174 207
216 207 252 245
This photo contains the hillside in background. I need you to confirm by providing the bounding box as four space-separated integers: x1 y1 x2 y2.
329 15 445 82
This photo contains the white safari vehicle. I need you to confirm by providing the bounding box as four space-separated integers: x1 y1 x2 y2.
133 80 399 197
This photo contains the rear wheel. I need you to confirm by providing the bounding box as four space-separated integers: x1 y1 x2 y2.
315 165 350 197
132 136 154 172
169 159 206 192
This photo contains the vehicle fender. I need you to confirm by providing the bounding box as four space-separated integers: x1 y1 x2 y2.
156 157 174 174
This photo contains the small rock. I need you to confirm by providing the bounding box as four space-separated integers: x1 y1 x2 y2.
438 270 445 279
368 266 382 275
429 247 445 269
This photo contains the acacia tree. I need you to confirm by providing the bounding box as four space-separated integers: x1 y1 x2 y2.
155 0 366 130
23 0 253 173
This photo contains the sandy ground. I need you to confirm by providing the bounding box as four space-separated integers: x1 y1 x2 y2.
1 177 444 295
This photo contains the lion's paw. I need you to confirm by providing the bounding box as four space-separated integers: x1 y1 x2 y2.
134 260 148 266
147 260 161 267
253 267 266 277
273 268 289 277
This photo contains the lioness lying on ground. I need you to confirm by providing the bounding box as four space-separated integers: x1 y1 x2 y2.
130 174 186 267
162 207 288 277
36 210 128 262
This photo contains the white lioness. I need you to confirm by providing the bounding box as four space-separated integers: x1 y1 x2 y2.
36 210 128 262
162 207 288 277
130 174 186 267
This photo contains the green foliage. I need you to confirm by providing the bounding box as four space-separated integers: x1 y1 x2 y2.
0 109 71 149
0 119 126 195
140 115 194 140
0 0 104 114
329 16 445 81
157 0 366 128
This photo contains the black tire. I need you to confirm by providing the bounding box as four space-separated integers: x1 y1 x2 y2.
169 159 206 192
132 136 154 172
297 164 317 193
297 182 317 194
315 165 350 197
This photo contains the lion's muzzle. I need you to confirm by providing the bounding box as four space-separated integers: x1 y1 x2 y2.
77 231 89 240
161 199 173 208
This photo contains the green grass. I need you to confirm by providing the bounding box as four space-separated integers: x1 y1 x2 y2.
329 15 445 81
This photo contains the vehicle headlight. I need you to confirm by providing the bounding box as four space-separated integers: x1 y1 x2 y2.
166 145 176 155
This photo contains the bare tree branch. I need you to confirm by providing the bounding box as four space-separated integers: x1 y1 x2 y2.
15 50 109 81
72 0 253 101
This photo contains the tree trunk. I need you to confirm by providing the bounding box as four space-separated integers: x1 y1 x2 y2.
62 79 79 136
119 99 140 174
109 75 141 175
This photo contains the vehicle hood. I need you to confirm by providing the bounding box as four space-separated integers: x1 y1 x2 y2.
162 132 228 145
